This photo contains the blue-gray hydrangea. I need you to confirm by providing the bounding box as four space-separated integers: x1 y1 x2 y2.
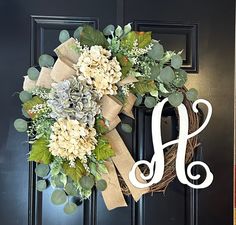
47 76 100 127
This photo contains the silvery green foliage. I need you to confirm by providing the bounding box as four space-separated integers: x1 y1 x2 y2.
47 76 100 127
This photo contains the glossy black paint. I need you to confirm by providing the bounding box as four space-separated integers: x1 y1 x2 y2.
0 0 234 225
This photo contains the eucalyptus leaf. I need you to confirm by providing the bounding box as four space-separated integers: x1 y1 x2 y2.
51 190 67 205
186 88 198 101
135 95 143 106
121 123 132 133
148 41 164 60
171 54 183 69
14 118 28 132
59 30 70 43
144 96 156 108
79 176 95 190
97 163 108 174
150 64 160 80
89 162 97 177
159 66 175 84
22 108 30 118
64 202 77 215
173 69 187 87
159 83 169 94
27 67 40 80
103 24 115 36
73 26 83 40
168 92 184 107
35 164 50 178
65 183 79 196
38 54 55 68
19 91 32 103
36 180 47 192
96 179 107 191
51 175 64 188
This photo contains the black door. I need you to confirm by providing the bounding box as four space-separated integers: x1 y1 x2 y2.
0 0 234 225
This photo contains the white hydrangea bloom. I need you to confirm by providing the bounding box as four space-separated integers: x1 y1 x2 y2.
49 118 97 166
74 45 122 96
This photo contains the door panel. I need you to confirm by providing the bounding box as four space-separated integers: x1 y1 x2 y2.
0 0 234 225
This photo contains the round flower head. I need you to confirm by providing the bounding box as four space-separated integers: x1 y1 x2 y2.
49 118 97 166
47 76 100 127
74 45 122 96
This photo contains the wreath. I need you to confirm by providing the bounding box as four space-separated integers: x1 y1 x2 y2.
14 23 200 214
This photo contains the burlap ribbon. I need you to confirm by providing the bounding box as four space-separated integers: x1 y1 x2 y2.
28 38 148 210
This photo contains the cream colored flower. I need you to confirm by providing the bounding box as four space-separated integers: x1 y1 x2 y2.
49 118 97 166
74 45 122 96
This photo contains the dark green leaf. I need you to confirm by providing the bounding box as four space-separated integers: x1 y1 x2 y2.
135 95 143 106
173 69 187 87
80 25 108 48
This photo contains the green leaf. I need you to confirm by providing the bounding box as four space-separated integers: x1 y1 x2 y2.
115 25 123 37
135 95 143 106
96 179 107 191
147 41 164 60
51 190 67 205
95 117 109 134
38 54 55 68
144 96 156 108
159 66 175 84
51 175 64 188
22 108 30 118
150 64 160 80
123 23 132 35
80 25 108 48
65 183 79 196
168 92 184 107
62 159 86 182
27 67 40 80
173 69 187 87
89 162 97 177
19 91 32 103
97 163 108 174
103 24 115 36
94 136 115 161
121 31 152 50
64 202 77 215
59 30 70 43
186 88 198 101
79 175 95 190
14 118 28 132
116 53 133 77
121 123 132 133
35 164 50 177
132 80 158 95
23 96 44 119
36 180 47 192
28 138 52 164
171 54 183 69
73 26 83 40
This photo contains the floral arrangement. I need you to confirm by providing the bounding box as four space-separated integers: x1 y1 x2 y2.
14 23 198 214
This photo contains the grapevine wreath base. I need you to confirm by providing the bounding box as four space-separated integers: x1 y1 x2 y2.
14 23 201 213
120 90 200 195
